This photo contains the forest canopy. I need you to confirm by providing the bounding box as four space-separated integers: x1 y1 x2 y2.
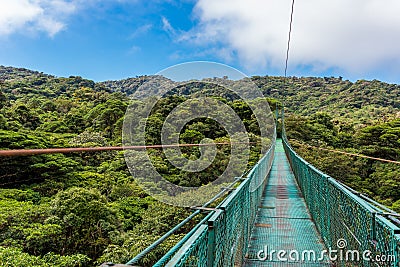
0 66 399 266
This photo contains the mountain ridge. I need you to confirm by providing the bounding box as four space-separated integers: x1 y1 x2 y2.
1 65 399 123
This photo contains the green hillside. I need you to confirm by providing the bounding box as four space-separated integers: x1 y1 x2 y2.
0 66 399 265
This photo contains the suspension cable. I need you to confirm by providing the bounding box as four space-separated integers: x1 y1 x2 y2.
284 0 296 78
293 140 400 165
0 142 257 157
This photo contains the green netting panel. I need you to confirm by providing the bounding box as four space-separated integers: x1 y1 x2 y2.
166 225 209 267
163 134 276 266
327 179 375 266
372 215 400 267
282 121 400 267
215 140 275 266
213 180 250 266
307 166 330 245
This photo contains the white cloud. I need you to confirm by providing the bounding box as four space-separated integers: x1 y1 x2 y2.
183 0 400 79
162 16 176 37
0 0 77 37
129 23 153 39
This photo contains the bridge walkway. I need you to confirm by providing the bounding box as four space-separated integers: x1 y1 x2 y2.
243 139 331 266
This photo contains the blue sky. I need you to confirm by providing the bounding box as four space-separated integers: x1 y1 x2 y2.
1 0 400 84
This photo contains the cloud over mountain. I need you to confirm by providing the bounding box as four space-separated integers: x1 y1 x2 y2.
183 0 400 79
0 0 78 37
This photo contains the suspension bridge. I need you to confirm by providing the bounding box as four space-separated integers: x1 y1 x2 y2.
111 110 399 267
1 109 399 266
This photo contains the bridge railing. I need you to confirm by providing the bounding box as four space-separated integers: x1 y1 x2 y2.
155 131 276 267
282 118 400 267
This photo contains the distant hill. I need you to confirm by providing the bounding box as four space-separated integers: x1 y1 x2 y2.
0 65 109 100
1 66 399 123
100 76 150 96
252 76 400 123
0 66 51 81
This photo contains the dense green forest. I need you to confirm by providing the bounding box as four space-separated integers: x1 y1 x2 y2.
0 66 399 266
253 75 400 211
0 66 272 266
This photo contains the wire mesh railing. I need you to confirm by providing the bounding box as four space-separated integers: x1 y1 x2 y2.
124 109 399 267
154 131 276 267
282 117 400 267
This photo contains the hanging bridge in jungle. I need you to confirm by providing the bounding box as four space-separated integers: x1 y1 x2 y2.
102 110 399 267
3 0 399 264
1 108 399 267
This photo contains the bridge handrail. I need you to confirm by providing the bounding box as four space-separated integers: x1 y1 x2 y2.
282 116 400 266
154 129 277 266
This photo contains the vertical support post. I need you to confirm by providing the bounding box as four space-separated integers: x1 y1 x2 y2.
370 212 377 267
207 221 215 267
371 212 376 241
370 211 377 266
326 176 331 248
281 107 285 138
275 106 280 138
207 209 222 267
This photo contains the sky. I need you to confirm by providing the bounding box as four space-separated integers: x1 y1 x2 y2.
1 0 400 84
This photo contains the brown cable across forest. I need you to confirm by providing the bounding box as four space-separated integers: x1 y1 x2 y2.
293 140 400 165
3 139 399 165
0 142 257 157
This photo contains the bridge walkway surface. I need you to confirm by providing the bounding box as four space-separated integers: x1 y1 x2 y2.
243 139 331 266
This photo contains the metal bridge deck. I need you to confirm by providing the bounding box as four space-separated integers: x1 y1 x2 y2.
244 139 331 266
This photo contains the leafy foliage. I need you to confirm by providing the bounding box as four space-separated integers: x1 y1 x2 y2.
1 65 399 266
286 114 400 212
